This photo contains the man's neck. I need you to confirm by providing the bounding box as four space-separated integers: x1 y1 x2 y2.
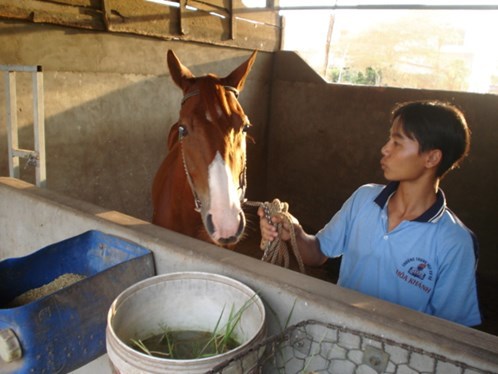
387 178 439 231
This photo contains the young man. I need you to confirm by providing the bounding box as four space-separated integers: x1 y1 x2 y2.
259 100 481 326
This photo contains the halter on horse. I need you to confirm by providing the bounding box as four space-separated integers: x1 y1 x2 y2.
152 50 257 247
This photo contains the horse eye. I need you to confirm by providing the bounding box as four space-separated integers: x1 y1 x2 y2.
242 123 251 133
178 124 188 136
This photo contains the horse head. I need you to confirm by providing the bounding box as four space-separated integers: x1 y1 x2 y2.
152 50 257 247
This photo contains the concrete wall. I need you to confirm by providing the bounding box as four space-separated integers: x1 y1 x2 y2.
268 51 498 283
1 177 497 373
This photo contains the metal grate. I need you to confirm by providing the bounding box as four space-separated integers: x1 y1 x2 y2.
209 319 495 374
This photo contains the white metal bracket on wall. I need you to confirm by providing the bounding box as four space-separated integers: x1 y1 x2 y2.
1 65 46 188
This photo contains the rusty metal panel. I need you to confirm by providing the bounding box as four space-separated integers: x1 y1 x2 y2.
181 6 229 40
103 0 179 37
189 0 229 14
179 1 280 49
0 0 281 51
42 0 101 8
232 16 280 50
233 0 279 25
0 0 104 30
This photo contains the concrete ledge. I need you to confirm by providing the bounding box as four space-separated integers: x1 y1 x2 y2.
1 177 497 373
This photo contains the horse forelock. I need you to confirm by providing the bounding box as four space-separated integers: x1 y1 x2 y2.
198 76 241 125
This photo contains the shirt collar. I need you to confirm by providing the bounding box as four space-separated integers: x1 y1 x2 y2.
374 181 446 223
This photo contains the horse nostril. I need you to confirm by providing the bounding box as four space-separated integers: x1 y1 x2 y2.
218 236 237 245
236 211 246 237
206 213 215 235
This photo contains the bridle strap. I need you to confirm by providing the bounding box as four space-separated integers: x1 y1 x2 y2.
181 90 200 105
178 129 202 212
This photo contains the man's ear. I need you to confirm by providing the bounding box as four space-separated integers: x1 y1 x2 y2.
426 149 442 169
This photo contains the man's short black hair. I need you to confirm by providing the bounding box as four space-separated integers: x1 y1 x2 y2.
391 100 471 178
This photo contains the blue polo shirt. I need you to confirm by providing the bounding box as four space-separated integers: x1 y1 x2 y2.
316 182 481 326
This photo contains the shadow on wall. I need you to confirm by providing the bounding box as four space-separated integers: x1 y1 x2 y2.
0 73 172 221
266 71 498 284
0 55 269 222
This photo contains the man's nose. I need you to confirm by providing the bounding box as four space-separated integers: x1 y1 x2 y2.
381 142 390 155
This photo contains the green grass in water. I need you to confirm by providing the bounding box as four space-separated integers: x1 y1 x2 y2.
130 296 258 360
131 330 240 359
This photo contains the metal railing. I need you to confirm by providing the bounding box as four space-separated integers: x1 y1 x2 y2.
1 65 46 187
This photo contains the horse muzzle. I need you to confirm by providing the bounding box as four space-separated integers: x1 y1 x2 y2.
205 210 246 246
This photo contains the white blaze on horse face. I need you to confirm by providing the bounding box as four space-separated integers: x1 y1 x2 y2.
208 152 242 240
205 105 223 123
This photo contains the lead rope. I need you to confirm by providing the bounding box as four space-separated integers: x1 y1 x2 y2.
244 199 306 274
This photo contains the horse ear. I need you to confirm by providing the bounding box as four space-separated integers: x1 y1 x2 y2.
167 50 194 92
222 51 257 92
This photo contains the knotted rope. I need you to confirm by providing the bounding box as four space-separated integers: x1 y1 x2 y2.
244 199 306 274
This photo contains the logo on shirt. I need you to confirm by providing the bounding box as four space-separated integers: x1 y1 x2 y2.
396 257 433 294
408 262 427 280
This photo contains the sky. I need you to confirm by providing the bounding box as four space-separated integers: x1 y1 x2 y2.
238 0 498 93
243 0 498 7
267 0 498 93
277 0 498 6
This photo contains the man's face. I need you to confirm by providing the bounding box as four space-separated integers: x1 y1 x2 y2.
380 117 428 182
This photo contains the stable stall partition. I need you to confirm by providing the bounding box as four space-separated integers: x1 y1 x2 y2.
1 177 497 373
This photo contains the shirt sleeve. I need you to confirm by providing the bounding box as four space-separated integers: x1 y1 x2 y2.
316 184 381 258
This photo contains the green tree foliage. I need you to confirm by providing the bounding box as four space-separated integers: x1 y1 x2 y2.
328 66 381 85
328 11 471 91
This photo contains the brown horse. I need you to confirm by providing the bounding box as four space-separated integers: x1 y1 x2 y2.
152 50 257 247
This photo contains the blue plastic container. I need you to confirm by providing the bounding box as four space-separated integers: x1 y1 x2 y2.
0 230 155 373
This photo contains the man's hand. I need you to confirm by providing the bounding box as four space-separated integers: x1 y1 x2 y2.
257 206 299 243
